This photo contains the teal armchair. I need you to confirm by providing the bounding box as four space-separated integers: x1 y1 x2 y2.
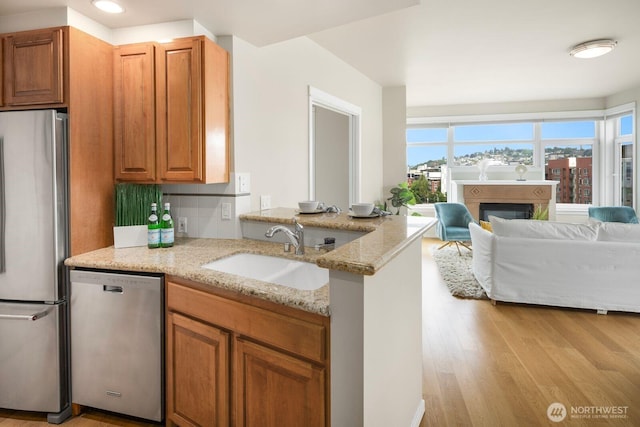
588 206 639 224
434 202 475 255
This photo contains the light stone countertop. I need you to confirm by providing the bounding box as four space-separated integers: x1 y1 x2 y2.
240 208 436 275
65 209 436 316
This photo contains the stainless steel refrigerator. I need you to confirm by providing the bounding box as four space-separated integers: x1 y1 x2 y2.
0 110 71 423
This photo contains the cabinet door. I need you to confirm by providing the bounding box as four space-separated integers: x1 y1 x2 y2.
167 312 230 427
235 338 326 427
3 28 64 106
156 38 203 182
114 43 156 181
0 39 3 106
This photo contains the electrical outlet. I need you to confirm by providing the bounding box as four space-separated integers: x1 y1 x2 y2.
260 195 271 210
178 217 187 233
221 203 231 220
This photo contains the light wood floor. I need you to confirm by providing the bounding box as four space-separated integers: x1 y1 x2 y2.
2 238 639 426
420 238 640 426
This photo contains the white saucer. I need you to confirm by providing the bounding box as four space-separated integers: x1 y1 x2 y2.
348 212 379 219
297 208 325 214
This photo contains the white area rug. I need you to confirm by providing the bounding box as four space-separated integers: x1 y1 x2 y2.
431 245 488 299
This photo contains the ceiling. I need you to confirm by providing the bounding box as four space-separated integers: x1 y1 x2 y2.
2 0 639 108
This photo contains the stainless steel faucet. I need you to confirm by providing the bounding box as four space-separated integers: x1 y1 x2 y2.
265 219 305 255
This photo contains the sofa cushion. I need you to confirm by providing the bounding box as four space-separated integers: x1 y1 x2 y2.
489 215 598 241
597 222 640 242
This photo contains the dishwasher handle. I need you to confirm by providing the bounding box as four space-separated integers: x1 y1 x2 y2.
103 285 123 293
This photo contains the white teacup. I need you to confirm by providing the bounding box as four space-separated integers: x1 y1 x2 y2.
351 203 374 216
298 200 320 212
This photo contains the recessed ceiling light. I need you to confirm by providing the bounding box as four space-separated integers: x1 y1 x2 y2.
569 39 617 59
92 0 125 14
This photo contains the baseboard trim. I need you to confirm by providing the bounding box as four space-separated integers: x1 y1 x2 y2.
411 399 425 427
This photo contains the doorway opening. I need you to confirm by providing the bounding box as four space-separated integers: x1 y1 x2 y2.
308 86 362 209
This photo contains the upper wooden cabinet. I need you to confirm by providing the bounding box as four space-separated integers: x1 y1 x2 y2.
114 36 229 184
3 27 65 106
114 43 156 181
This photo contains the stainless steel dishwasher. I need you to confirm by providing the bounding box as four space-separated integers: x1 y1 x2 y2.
70 269 164 422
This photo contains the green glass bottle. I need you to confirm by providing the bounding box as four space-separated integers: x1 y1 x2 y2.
147 203 160 249
160 202 174 248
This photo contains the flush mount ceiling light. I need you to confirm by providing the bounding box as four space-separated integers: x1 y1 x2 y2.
569 39 617 59
92 0 125 14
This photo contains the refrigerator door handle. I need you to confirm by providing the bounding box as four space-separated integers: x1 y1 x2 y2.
0 307 51 321
0 136 5 273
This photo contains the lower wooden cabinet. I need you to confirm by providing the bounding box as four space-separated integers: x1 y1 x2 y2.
166 277 329 427
167 312 230 426
235 338 326 427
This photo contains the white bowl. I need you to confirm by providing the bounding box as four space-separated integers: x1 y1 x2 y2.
298 200 320 212
351 203 374 216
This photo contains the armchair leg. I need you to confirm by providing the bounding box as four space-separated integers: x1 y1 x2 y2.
437 241 472 256
437 241 452 250
458 241 472 251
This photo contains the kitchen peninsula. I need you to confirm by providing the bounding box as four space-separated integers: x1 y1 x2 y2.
65 209 435 427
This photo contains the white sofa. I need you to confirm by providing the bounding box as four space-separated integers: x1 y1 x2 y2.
469 216 640 314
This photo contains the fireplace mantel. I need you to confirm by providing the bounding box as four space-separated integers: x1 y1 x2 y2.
451 180 559 221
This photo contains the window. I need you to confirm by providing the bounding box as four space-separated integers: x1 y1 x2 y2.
406 104 635 209
541 120 596 204
406 127 448 203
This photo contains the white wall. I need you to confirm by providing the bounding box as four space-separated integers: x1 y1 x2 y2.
383 86 408 195
229 36 383 212
407 97 607 118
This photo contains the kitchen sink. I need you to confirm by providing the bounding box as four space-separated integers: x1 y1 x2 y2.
201 253 328 291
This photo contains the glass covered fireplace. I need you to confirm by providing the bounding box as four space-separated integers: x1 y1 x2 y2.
479 203 533 221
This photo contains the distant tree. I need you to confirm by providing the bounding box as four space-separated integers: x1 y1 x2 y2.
409 176 448 204
410 175 430 204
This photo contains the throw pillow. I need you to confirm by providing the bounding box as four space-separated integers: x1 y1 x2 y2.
489 215 599 240
479 220 493 232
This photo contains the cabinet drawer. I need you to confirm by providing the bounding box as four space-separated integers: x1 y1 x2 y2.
167 281 327 364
